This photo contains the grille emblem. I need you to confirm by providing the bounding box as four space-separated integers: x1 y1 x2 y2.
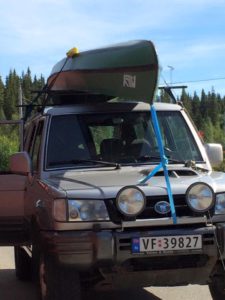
154 201 171 214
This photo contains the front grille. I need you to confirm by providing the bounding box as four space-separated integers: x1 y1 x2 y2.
138 195 193 219
106 195 204 223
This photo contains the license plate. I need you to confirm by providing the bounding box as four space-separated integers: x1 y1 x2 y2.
132 235 202 253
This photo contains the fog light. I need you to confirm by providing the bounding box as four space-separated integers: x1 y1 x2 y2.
116 186 146 216
186 183 215 212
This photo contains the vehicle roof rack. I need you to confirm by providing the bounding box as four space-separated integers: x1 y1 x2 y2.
158 85 187 104
23 89 114 122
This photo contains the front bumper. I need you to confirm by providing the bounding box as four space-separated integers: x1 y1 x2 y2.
40 223 225 286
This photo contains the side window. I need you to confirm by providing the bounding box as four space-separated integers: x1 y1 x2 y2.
30 121 44 171
46 116 90 168
158 112 202 161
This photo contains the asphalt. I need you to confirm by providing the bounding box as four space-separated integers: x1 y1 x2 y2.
0 247 213 300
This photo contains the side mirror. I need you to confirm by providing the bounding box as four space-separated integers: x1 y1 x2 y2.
9 152 32 174
204 143 223 168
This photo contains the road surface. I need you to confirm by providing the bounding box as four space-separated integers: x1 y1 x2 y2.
0 247 213 300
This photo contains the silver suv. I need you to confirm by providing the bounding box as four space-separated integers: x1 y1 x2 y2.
0 100 224 300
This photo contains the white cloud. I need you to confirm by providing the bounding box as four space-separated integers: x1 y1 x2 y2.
1 0 224 55
0 0 210 53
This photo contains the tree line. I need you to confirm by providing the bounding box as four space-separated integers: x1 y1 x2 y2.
0 69 225 148
0 68 45 120
0 69 45 170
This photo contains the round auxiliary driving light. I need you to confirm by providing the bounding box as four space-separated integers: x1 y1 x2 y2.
186 182 215 212
116 186 146 217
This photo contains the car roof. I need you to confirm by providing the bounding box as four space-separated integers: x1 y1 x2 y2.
43 101 182 116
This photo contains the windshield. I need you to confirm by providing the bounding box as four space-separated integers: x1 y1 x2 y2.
46 111 203 169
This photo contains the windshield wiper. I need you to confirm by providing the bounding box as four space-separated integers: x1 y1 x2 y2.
167 158 185 164
49 159 121 169
77 159 121 169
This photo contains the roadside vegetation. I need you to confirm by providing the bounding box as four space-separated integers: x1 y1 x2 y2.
0 69 225 171
0 69 44 171
0 133 18 171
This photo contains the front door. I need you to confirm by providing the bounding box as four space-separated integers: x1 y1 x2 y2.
0 120 28 245
0 174 28 245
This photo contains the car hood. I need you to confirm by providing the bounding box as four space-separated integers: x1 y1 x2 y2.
44 166 225 199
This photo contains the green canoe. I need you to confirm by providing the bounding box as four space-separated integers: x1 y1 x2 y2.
47 40 159 103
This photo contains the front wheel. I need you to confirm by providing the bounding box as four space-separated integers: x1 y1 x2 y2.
14 246 31 281
209 262 225 300
39 254 81 300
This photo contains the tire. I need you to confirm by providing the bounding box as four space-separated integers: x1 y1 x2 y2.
209 263 225 300
14 246 31 281
39 254 81 300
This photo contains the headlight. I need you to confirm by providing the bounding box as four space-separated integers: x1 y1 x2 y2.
116 186 146 217
215 193 225 215
186 183 215 212
68 200 109 221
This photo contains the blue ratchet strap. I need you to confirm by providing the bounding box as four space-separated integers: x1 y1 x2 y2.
139 105 177 224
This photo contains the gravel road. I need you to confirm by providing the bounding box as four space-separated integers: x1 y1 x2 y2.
0 247 213 300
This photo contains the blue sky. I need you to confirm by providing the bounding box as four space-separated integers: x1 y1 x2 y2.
1 0 225 96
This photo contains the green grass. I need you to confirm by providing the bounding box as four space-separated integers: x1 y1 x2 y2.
0 135 19 171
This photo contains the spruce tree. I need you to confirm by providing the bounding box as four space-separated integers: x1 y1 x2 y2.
180 88 192 114
201 117 214 143
3 70 20 119
21 67 32 103
191 92 202 128
208 88 219 125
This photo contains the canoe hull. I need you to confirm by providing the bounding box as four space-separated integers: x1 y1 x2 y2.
47 40 159 103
